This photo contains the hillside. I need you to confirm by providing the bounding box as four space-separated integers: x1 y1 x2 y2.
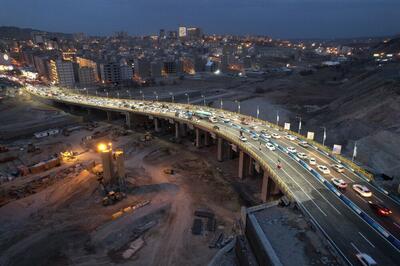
0 26 73 40
308 66 400 176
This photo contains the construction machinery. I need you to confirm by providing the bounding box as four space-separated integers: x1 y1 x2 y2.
102 191 126 206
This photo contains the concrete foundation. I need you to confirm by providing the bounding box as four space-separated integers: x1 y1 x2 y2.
195 128 201 148
217 137 223 162
154 117 161 132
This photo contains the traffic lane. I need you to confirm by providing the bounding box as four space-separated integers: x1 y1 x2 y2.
269 146 400 265
230 127 399 265
275 137 400 238
276 137 400 234
252 141 400 265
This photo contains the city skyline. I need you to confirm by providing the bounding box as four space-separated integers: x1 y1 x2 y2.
0 0 399 39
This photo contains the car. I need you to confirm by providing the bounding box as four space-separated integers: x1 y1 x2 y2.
213 125 220 130
298 141 309 149
272 133 281 139
285 134 296 141
222 118 230 123
287 147 297 153
297 152 307 159
209 117 218 123
355 253 377 266
317 165 330 175
368 201 392 216
352 184 372 197
266 142 276 151
331 178 347 189
333 164 345 173
239 136 248 142
251 134 259 141
309 157 316 165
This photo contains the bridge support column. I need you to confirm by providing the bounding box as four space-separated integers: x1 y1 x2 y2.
248 157 254 176
227 143 233 159
154 118 161 132
125 112 132 129
261 172 280 202
217 137 223 162
181 123 187 137
87 108 92 116
106 111 113 121
175 122 180 139
204 132 210 146
238 150 245 179
195 128 201 148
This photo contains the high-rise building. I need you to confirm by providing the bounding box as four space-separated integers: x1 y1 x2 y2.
57 60 76 87
163 61 177 75
150 61 162 78
159 29 166 40
78 67 96 86
167 31 178 40
100 62 121 84
76 57 99 81
120 64 133 81
187 27 202 40
134 59 151 79
178 27 187 38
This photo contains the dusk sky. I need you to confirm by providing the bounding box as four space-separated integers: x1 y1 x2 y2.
0 0 399 38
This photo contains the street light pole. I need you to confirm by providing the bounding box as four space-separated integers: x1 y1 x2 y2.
276 111 279 126
352 141 357 162
321 127 327 146
201 95 206 106
169 92 174 103
185 93 190 104
297 116 302 134
235 100 240 114
256 105 260 119
220 99 223 110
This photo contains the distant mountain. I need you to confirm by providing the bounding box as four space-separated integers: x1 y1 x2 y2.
372 37 400 54
0 26 73 40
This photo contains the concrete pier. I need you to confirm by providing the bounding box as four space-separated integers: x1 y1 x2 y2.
217 137 223 162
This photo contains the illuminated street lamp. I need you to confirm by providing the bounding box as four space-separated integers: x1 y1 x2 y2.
185 93 190 104
126 90 131 99
256 105 260 119
296 116 302 134
235 100 240 114
106 92 109 98
201 95 206 106
84 87 88 96
169 92 174 103
153 91 158 102
139 90 144 100
95 90 98 97
220 99 223 109
321 126 327 146
276 111 279 126
117 92 120 99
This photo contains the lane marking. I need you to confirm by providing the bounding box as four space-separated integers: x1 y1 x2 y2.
355 193 368 203
374 196 384 203
358 232 375 248
394 222 400 229
341 172 355 183
351 242 361 253
274 150 343 215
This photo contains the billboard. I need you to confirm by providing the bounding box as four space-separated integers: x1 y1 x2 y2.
332 144 342 155
307 131 315 140
284 122 291 130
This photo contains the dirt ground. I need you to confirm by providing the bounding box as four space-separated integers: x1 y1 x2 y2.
0 119 241 266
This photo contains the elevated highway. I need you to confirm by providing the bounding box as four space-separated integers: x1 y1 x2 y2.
25 85 400 265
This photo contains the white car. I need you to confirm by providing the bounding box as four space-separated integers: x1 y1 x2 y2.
331 178 347 189
285 134 296 141
266 142 276 151
297 152 307 159
287 147 297 153
352 184 372 198
356 253 377 266
309 157 316 165
317 165 330 175
333 164 345 173
239 136 248 142
209 117 218 123
272 133 281 139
